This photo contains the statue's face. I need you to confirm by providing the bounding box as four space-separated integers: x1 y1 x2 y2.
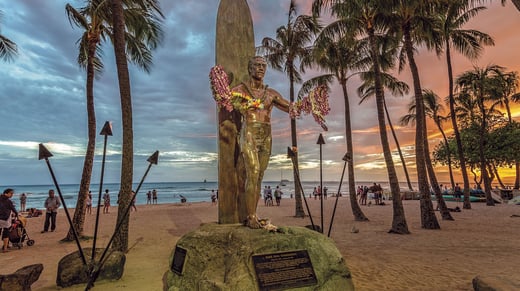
249 58 267 80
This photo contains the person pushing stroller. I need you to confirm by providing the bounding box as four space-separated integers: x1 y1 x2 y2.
1 188 19 253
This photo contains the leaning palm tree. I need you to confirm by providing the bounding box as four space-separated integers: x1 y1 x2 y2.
435 0 494 209
357 38 415 192
310 29 368 221
400 90 454 220
257 0 321 218
313 0 409 234
64 0 163 245
0 10 17 62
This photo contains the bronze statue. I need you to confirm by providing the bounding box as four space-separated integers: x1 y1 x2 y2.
210 55 329 228
231 56 290 228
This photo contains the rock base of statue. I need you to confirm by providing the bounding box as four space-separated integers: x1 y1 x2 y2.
165 223 354 291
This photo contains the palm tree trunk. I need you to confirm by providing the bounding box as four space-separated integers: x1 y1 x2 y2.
289 70 305 218
65 37 98 241
438 125 455 188
403 28 439 229
515 161 520 189
112 0 134 252
492 163 506 189
425 121 452 220
341 82 368 221
383 100 414 191
445 41 472 209
477 100 494 206
368 30 409 234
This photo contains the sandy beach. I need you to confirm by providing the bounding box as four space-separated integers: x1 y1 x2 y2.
1 196 519 290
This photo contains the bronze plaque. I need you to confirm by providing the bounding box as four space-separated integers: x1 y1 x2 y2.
171 246 187 275
252 250 317 290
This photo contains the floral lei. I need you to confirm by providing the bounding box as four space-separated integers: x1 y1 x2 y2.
209 65 329 131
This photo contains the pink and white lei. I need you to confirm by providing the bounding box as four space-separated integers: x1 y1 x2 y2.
210 65 330 130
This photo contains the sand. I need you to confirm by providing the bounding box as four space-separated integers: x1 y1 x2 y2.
1 196 519 291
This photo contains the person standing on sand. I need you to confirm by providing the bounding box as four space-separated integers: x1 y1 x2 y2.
130 191 137 212
152 189 158 204
146 191 152 205
211 190 217 206
1 188 18 252
20 192 27 212
103 189 111 214
86 191 92 215
274 186 283 206
41 189 60 233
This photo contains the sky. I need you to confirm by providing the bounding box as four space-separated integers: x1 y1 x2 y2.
1 1 519 186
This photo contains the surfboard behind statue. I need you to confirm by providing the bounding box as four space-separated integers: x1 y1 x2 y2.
215 0 254 224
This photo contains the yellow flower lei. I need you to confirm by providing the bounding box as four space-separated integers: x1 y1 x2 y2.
231 92 265 110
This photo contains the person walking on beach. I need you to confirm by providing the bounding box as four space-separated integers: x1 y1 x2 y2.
263 186 269 206
454 183 462 204
42 189 60 233
86 191 92 215
1 188 18 252
323 186 328 200
152 189 158 204
274 186 283 206
361 186 368 205
146 191 152 205
211 190 217 206
103 189 111 214
20 192 27 212
130 191 137 212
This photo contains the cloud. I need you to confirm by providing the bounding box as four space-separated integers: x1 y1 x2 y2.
1 1 519 186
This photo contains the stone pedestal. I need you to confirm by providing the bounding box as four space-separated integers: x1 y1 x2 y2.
165 223 354 291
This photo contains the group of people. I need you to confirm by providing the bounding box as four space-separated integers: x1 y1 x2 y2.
311 186 328 200
356 183 384 205
1 186 154 252
146 189 158 205
263 185 283 206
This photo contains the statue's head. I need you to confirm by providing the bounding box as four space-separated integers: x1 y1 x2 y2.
248 56 267 78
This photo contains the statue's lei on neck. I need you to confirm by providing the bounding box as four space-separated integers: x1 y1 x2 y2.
242 81 268 102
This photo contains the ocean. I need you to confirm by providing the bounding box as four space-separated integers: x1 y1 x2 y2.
1 180 418 211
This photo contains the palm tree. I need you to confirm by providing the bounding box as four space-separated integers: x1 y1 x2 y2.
0 10 17 62
424 90 456 188
310 30 368 221
313 0 409 234
456 64 507 206
109 0 163 252
357 40 415 192
257 0 321 218
435 0 494 209
400 90 454 220
64 0 163 244
493 70 520 188
390 0 440 229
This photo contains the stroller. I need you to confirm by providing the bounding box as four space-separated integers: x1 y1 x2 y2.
9 216 35 249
